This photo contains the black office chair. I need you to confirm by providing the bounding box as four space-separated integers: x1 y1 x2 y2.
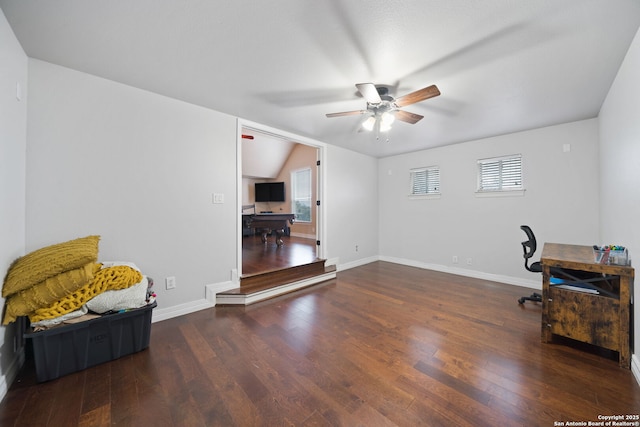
517 225 615 304
518 225 543 304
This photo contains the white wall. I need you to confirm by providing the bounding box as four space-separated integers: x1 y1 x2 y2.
26 59 238 314
325 144 379 268
24 59 381 316
378 119 600 287
0 9 27 401
599 27 640 376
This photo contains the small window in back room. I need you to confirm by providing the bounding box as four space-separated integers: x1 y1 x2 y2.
477 154 523 194
291 168 311 222
409 166 440 198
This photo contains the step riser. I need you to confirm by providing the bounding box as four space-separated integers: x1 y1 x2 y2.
217 271 336 305
240 261 326 291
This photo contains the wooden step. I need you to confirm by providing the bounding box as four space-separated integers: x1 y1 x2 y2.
240 259 327 290
216 260 336 305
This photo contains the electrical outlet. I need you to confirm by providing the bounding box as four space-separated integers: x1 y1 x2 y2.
452 255 458 264
466 258 473 265
355 245 359 252
165 276 176 290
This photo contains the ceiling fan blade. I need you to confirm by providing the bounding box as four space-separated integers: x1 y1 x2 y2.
395 110 424 124
326 110 368 118
356 83 382 104
394 85 440 108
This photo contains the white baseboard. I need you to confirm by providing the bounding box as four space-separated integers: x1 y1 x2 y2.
205 280 238 304
151 281 241 323
377 255 541 290
332 254 539 289
0 347 24 404
151 298 215 323
336 255 379 272
632 354 640 386
290 232 316 240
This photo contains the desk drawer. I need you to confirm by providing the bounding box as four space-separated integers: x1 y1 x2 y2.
548 287 620 351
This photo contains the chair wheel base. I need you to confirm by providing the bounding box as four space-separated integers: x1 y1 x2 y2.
518 293 542 304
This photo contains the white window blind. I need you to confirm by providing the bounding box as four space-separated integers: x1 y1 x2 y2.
477 155 522 192
291 168 312 222
410 166 440 196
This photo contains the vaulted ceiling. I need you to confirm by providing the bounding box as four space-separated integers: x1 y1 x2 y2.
2 1 640 158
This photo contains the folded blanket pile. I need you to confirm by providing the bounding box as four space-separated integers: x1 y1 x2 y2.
2 235 100 298
29 264 143 322
2 236 155 328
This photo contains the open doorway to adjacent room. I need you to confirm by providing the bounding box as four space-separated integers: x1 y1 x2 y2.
237 122 325 278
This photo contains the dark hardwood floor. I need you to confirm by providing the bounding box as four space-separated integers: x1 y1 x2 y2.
242 234 318 275
2 261 639 426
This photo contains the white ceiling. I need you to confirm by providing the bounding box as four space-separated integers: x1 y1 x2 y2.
242 131 297 179
2 0 640 158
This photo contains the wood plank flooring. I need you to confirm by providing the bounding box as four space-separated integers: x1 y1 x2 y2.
242 234 318 276
220 234 334 304
2 261 639 426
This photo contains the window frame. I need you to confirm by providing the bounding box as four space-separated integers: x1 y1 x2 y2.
290 167 312 223
408 166 441 200
476 154 524 197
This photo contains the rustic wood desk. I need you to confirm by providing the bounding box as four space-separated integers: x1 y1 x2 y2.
540 242 634 368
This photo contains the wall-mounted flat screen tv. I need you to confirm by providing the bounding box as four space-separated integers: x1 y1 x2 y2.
255 182 285 202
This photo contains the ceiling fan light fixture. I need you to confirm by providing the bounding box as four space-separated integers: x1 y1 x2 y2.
362 116 376 131
380 111 395 132
328 82 439 135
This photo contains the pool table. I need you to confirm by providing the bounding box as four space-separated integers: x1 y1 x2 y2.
243 213 295 246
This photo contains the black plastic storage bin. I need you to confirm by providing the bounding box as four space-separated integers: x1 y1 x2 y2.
24 301 156 382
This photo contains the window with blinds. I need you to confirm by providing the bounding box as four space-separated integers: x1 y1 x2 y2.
291 168 312 222
409 166 440 196
477 155 523 192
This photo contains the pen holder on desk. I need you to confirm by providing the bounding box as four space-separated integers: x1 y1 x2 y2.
593 247 628 265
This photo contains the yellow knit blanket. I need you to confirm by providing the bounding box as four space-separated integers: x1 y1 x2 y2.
29 265 143 323
2 263 99 325
2 235 100 297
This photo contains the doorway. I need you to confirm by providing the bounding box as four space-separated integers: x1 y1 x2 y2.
237 120 326 279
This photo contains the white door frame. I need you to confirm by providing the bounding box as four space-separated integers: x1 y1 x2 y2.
236 118 327 278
